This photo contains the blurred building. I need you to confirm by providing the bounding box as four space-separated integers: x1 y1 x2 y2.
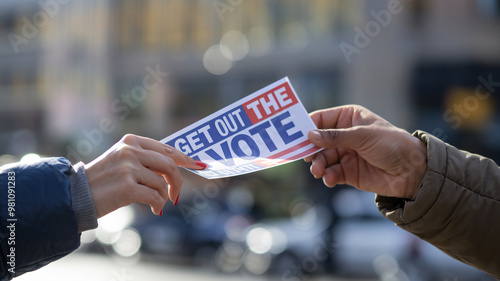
0 0 350 160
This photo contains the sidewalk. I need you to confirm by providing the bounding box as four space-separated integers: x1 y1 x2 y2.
15 252 376 281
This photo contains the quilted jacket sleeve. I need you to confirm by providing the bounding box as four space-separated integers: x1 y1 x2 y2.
376 130 500 278
0 157 97 280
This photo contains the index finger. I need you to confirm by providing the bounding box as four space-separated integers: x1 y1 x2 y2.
133 148 184 203
309 106 347 130
134 135 205 170
310 105 384 130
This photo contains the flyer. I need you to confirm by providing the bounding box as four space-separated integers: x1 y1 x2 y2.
161 77 322 179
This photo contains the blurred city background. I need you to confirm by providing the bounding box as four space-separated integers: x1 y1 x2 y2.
1 0 500 280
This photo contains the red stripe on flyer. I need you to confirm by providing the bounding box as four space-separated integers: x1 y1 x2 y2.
252 142 321 167
284 146 322 161
267 140 311 160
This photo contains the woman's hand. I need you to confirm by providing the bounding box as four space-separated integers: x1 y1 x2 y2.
84 134 206 217
305 105 427 200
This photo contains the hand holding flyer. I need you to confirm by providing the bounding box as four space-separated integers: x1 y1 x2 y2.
161 77 322 179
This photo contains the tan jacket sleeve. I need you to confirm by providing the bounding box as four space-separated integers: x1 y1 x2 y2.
375 130 500 278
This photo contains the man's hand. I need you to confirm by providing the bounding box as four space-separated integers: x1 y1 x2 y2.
84 134 206 217
305 105 427 200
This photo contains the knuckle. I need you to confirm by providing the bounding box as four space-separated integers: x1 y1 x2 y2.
352 104 366 111
116 144 138 161
152 191 165 206
123 172 138 186
176 177 183 188
164 144 175 154
119 162 135 175
117 166 140 186
121 134 138 145
122 181 137 202
163 157 177 172
165 163 176 175
325 130 340 142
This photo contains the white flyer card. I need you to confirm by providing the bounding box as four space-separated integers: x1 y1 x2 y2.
161 77 322 179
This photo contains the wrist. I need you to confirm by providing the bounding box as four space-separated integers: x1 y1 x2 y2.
83 161 107 218
406 136 427 200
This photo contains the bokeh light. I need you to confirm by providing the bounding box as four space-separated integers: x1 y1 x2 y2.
220 30 249 61
203 44 233 75
246 227 272 254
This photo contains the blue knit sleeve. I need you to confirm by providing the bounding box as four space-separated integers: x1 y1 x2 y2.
69 162 98 233
0 157 81 280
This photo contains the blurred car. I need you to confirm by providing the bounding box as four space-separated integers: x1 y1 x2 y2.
217 188 495 281
216 199 334 278
79 205 142 258
78 199 243 265
132 199 241 267
331 188 495 281
81 184 258 267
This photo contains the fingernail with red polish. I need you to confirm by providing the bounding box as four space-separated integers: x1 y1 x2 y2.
159 209 163 216
195 161 208 170
175 195 179 206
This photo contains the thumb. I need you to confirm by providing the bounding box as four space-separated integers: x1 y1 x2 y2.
308 128 364 150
